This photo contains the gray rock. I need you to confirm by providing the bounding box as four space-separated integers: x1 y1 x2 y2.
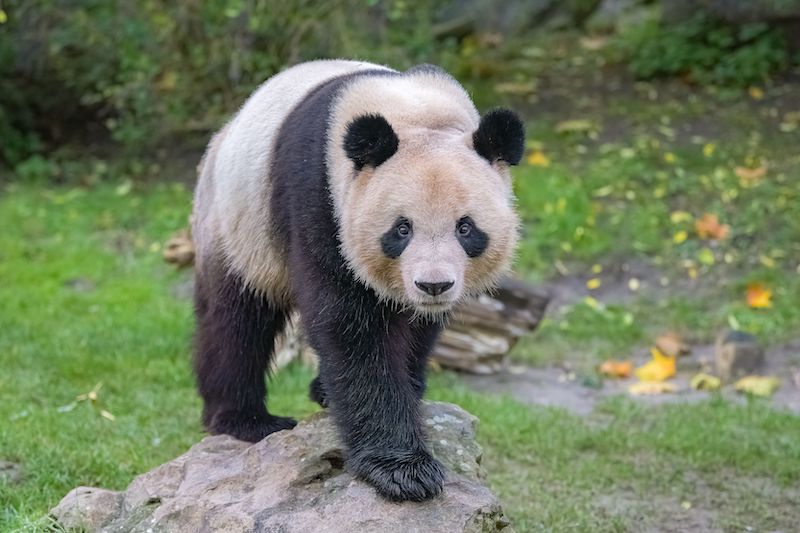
50 402 513 533
715 330 765 382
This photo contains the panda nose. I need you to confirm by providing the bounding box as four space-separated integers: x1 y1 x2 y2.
415 280 454 296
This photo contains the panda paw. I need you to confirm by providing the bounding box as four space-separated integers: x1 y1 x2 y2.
350 448 445 502
208 409 297 443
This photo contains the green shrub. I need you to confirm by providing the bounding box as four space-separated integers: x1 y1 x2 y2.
620 13 791 86
0 0 444 167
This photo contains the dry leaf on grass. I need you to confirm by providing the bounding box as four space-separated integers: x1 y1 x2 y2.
690 373 721 391
599 360 633 379
694 213 730 241
734 376 780 397
527 150 550 167
635 347 676 382
629 381 678 395
746 283 772 308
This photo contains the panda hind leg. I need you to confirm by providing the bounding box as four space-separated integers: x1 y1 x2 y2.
193 266 296 442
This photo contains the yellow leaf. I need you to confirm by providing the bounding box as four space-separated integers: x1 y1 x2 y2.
746 282 772 308
635 347 676 382
664 152 676 164
591 264 603 274
583 296 601 309
748 86 765 100
734 376 780 396
673 230 688 244
527 150 550 167
599 360 633 379
670 211 692 224
702 143 715 157
628 381 677 395
586 278 601 290
690 373 721 391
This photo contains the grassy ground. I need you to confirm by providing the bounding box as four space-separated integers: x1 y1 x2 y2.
2 42 800 531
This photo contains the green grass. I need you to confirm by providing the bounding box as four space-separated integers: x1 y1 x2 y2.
2 58 800 530
2 178 799 532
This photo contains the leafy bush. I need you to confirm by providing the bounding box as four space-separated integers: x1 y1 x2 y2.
620 14 791 86
0 0 443 167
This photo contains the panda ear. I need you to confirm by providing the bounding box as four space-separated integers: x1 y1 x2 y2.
472 109 525 166
343 114 399 170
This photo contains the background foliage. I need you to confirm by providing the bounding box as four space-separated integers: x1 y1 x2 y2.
2 0 797 169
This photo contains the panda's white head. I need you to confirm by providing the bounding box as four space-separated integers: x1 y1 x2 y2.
337 108 525 316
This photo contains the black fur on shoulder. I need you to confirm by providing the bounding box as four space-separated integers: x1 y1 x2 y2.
472 108 525 165
343 114 399 170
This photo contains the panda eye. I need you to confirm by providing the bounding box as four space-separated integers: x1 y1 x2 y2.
457 220 472 237
395 220 412 238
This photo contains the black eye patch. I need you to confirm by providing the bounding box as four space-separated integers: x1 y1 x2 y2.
456 216 488 258
381 217 412 259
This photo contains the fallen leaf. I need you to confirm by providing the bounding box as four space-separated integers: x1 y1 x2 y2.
586 278 601 290
635 347 677 382
628 381 677 395
690 373 721 391
746 282 772 308
555 119 596 135
599 360 633 379
735 165 766 188
628 278 640 291
670 211 692 224
694 213 730 240
527 150 550 167
702 143 715 157
734 376 780 396
748 86 765 100
655 332 688 358
673 230 688 244
579 36 607 50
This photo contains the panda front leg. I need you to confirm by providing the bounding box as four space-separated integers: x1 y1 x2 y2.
298 283 445 501
407 318 443 400
193 264 296 442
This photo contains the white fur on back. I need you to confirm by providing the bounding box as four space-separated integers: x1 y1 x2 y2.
193 59 392 302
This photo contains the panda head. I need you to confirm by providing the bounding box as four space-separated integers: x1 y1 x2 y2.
339 109 525 316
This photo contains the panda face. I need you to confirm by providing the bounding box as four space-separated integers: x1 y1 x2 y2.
339 121 521 315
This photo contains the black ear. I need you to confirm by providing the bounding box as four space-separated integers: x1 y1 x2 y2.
472 109 525 165
343 114 399 170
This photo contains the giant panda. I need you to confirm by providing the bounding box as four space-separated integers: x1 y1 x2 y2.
192 59 524 502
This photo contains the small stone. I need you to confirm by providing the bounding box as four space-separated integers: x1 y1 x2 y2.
715 330 764 382
0 461 23 484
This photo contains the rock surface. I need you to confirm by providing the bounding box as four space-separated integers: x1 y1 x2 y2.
50 402 513 533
